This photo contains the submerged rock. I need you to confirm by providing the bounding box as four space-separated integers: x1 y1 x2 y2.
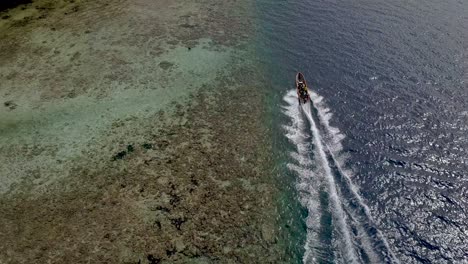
171 217 186 231
166 247 176 257
4 100 17 110
142 143 153 149
159 61 174 70
112 150 127 161
146 254 161 264
0 0 32 12
127 144 134 153
180 23 196 29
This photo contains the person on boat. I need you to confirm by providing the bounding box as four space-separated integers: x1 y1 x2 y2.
298 82 304 93
298 82 307 101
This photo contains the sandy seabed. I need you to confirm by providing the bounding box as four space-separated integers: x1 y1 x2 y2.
0 0 294 263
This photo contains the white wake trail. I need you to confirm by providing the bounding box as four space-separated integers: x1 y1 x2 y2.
301 100 360 264
282 89 399 263
310 91 400 263
282 91 321 263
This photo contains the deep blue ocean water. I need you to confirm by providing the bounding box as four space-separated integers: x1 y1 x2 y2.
256 0 468 263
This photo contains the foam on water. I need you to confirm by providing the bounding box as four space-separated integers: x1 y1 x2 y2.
302 98 360 264
310 91 400 263
282 89 401 263
282 91 321 263
283 90 359 263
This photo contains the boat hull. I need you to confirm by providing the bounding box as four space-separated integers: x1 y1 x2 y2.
296 72 310 104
